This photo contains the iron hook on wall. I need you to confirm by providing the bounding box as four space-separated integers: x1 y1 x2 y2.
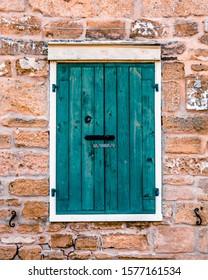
9 210 17 227
194 207 203 226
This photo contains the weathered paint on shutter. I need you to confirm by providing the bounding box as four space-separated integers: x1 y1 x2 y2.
56 63 155 215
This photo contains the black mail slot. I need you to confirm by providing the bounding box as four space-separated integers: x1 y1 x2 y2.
85 135 115 141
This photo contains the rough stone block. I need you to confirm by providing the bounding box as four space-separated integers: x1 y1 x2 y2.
186 75 208 110
0 60 11 77
0 38 47 56
14 130 49 148
0 245 17 260
162 115 208 133
190 49 208 61
9 178 49 196
16 58 48 77
1 118 48 128
163 186 195 200
44 20 83 39
29 0 94 17
22 201 48 220
86 20 125 40
174 21 198 37
162 81 180 112
0 16 41 36
165 136 202 154
154 226 195 253
18 246 42 260
191 64 208 71
198 229 208 253
199 34 208 45
164 156 208 175
162 42 186 57
0 134 11 149
0 79 47 116
0 0 25 12
0 152 48 176
162 62 185 80
50 234 73 248
75 235 98 251
174 202 208 225
130 19 165 38
102 234 150 250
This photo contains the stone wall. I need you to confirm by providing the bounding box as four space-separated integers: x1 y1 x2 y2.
0 0 208 260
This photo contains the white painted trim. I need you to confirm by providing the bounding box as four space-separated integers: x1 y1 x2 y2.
49 42 162 222
49 61 57 220
48 42 160 62
50 213 163 222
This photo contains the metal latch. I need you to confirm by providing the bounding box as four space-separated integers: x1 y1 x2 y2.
93 144 116 148
155 188 159 196
51 188 56 197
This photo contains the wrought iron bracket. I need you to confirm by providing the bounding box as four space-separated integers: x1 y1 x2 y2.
194 207 203 226
9 210 17 227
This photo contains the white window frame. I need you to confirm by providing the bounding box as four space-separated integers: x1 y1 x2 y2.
49 41 162 222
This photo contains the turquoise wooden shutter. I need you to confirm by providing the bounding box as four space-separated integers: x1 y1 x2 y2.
56 63 155 215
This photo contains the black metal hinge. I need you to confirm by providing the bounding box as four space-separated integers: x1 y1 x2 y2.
51 188 56 197
52 84 57 92
153 84 159 92
155 188 159 196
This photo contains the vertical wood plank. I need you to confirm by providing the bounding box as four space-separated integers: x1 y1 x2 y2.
68 66 82 211
129 65 143 213
94 65 105 211
56 64 69 213
117 65 130 212
105 65 118 212
142 64 155 213
81 66 95 210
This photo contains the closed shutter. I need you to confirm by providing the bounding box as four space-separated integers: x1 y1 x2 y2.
56 63 155 215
